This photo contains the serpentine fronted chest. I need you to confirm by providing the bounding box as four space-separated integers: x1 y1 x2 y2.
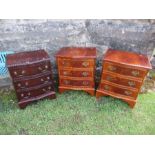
6 50 56 109
96 49 152 108
55 47 97 96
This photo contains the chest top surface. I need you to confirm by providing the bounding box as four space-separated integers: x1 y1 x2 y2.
55 47 97 59
104 49 152 69
7 49 50 67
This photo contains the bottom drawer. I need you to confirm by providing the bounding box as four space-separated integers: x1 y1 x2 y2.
100 82 138 99
17 84 54 101
60 79 94 87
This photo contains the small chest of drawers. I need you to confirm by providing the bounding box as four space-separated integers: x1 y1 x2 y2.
6 50 56 109
96 49 152 108
55 47 97 96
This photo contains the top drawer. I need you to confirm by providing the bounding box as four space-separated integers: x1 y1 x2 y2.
9 61 52 78
103 61 147 79
58 58 94 68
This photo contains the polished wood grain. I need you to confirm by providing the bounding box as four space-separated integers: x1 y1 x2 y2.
103 49 152 69
101 71 142 89
55 47 97 96
96 49 152 108
104 62 147 79
7 50 56 109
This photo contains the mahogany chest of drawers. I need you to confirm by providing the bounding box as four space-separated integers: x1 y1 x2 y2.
6 50 56 109
96 49 152 108
55 47 97 96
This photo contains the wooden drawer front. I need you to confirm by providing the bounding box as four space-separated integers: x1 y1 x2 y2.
59 69 93 78
60 79 94 87
14 74 53 90
58 58 94 68
102 72 142 89
104 62 147 78
10 61 51 78
100 82 138 99
58 58 72 67
72 59 94 68
17 84 54 101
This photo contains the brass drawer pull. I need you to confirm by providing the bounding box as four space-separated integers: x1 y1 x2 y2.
124 90 132 96
108 65 116 71
21 93 24 97
62 61 69 66
18 83 21 87
47 77 50 80
82 61 89 67
128 81 135 87
28 92 31 96
48 86 51 90
82 72 88 77
63 71 68 76
104 85 110 90
22 70 26 74
131 70 139 77
14 71 17 75
106 76 113 81
42 88 46 92
45 65 48 69
83 81 89 85
38 67 47 72
25 82 29 86
64 80 70 85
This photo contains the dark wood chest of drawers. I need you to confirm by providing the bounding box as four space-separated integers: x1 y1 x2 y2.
6 50 56 109
55 47 97 96
96 49 152 108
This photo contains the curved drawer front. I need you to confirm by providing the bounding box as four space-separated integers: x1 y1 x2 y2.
59 69 93 78
14 74 53 90
58 58 94 68
104 62 147 79
60 79 94 87
17 84 54 101
100 82 138 99
102 72 142 89
9 61 52 78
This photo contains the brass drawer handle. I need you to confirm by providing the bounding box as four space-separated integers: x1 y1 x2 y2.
47 76 50 80
48 86 51 90
45 65 49 69
104 85 110 90
128 81 135 87
83 81 89 85
42 88 46 92
108 65 116 71
38 67 47 72
64 80 70 85
25 82 29 86
62 61 69 66
28 92 31 96
18 83 21 87
106 76 113 81
63 71 68 76
131 70 139 77
82 61 89 67
14 71 17 75
82 72 88 77
124 90 132 96
22 70 26 74
21 93 24 97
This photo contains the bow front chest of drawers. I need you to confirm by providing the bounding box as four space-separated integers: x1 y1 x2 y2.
55 47 97 96
6 50 56 109
96 49 152 108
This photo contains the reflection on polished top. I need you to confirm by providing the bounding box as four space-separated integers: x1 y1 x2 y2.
7 50 50 66
104 49 152 69
55 47 97 59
